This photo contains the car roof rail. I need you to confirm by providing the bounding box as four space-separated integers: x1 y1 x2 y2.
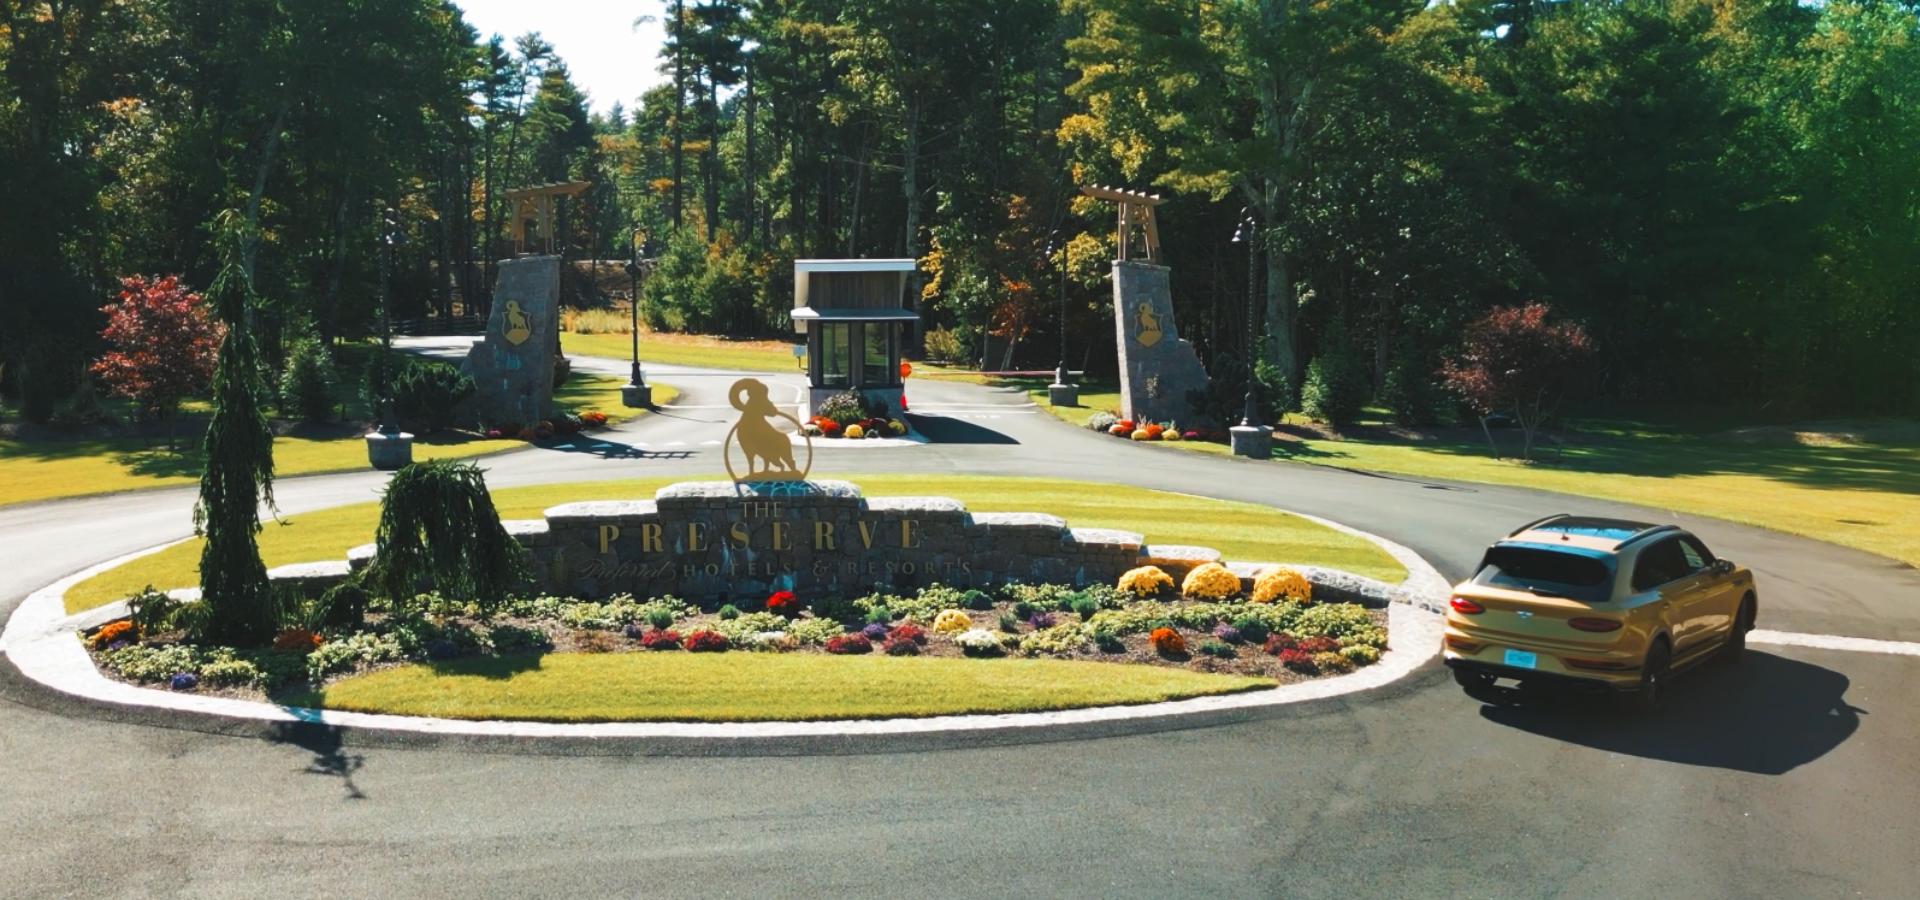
1615 524 1679 549
1505 513 1571 537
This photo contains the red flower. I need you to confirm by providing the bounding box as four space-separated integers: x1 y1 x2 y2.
683 629 729 652
886 622 928 646
640 629 682 650
825 633 872 654
766 591 799 614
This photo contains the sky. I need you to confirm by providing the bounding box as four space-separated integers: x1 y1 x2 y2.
455 0 668 115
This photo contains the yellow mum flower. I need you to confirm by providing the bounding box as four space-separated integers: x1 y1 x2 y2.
1116 565 1174 597
1251 566 1313 604
932 609 973 634
1180 562 1241 600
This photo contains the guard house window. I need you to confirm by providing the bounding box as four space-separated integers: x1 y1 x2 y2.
863 322 895 387
817 322 852 388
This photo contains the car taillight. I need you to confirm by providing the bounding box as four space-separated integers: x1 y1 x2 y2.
1445 635 1484 652
1568 617 1622 633
1450 597 1485 615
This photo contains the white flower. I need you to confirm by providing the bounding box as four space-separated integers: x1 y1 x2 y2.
955 628 1004 656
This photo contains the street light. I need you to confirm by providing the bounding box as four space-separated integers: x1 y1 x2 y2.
1228 208 1270 459
621 231 654 409
1045 230 1079 407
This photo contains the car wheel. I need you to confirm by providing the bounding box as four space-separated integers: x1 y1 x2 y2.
1722 598 1755 664
1627 639 1671 713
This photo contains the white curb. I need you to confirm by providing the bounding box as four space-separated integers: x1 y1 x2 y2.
2 514 1449 741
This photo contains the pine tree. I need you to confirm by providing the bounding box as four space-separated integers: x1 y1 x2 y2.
192 211 280 646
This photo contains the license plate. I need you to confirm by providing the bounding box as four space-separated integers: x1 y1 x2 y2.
1503 648 1538 669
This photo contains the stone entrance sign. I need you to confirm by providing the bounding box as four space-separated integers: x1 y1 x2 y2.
1113 260 1212 426
463 255 559 427
334 480 1229 605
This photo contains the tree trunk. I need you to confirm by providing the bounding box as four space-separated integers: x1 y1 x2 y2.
900 100 925 355
671 0 686 233
241 102 290 279
743 56 756 245
705 78 720 243
320 183 352 342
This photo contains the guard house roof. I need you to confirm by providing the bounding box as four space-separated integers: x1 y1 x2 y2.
791 307 920 322
793 258 916 273
790 258 919 330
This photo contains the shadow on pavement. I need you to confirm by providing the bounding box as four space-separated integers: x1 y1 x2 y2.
905 414 1018 445
1476 651 1862 775
268 720 367 799
538 436 694 461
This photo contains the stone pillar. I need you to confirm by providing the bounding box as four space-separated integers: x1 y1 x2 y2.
1112 261 1211 427
1230 424 1272 459
462 255 560 428
1047 365 1079 407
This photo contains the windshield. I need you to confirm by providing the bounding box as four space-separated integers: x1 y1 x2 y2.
1473 544 1615 603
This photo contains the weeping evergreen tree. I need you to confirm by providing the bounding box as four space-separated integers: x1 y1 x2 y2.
371 460 526 613
192 211 279 645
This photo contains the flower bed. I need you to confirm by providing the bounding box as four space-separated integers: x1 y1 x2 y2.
81 577 1388 707
1085 411 1230 445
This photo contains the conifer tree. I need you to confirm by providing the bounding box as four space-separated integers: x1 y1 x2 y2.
192 211 279 646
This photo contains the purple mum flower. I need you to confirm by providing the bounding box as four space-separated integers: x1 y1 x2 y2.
168 672 199 691
861 622 890 641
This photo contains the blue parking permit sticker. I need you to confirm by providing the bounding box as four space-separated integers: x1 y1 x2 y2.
1503 648 1538 669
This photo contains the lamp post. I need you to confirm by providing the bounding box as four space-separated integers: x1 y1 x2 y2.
367 205 416 469
621 232 654 409
1046 230 1079 407
1228 208 1271 459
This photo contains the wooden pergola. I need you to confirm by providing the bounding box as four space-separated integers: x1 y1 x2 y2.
504 180 592 255
1081 184 1165 264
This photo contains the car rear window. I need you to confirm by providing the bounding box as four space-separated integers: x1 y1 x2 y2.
1473 544 1614 603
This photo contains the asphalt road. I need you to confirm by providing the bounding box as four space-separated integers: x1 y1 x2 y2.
2 340 1915 897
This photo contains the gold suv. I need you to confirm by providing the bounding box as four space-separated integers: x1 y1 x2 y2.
1443 515 1758 708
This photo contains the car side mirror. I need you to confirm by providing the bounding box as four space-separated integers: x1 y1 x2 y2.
1710 559 1735 576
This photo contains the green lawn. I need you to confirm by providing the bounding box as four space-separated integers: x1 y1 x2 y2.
562 331 800 373
0 375 674 510
64 474 1407 613
283 651 1271 722
1024 379 1920 568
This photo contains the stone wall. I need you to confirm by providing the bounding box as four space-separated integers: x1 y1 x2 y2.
428 480 1221 604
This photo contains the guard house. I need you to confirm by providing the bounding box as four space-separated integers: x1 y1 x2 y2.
791 259 919 417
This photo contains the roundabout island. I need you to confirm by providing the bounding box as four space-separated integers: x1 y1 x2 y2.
5 469 1445 742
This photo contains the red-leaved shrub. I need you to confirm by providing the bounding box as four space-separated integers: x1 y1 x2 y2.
886 622 927 646
825 633 872 654
883 636 920 656
683 629 729 652
640 629 682 650
91 275 223 424
1276 647 1318 673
